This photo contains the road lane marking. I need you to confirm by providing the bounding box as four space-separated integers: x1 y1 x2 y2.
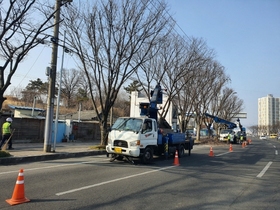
0 158 108 176
56 165 177 196
215 151 231 156
257 161 272 178
272 145 278 155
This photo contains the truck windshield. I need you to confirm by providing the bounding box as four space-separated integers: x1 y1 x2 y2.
111 118 143 132
220 129 232 134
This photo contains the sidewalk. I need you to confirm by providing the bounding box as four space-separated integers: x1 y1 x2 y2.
0 141 107 165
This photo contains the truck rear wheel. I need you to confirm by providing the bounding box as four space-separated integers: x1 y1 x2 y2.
178 145 185 158
185 142 192 156
141 147 153 164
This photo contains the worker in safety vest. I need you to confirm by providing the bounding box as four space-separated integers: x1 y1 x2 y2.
240 134 243 144
227 133 231 144
0 117 14 150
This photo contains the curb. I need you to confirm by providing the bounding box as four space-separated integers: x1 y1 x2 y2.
0 150 107 165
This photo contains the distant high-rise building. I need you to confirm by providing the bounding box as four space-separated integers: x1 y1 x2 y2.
258 94 280 133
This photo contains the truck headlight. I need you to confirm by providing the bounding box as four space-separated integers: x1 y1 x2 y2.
130 140 140 147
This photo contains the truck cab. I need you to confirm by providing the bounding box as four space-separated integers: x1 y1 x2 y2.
106 117 158 163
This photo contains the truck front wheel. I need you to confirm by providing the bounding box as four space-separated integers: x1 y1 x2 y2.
141 147 153 164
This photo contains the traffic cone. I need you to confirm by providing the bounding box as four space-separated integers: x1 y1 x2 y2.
6 169 30 205
229 144 233 152
209 146 214 157
173 150 180 166
242 141 245 148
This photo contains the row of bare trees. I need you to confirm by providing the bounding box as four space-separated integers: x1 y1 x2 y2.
1 0 247 145
58 0 246 143
250 123 280 137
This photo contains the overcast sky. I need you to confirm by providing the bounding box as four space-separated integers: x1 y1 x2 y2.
8 0 280 128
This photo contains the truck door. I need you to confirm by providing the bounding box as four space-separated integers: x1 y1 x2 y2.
141 119 157 145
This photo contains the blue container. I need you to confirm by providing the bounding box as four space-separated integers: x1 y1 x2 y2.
167 133 186 144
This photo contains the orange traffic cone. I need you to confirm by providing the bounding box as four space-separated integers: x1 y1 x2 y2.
229 144 233 152
209 146 214 157
6 169 30 205
242 141 245 148
173 150 180 166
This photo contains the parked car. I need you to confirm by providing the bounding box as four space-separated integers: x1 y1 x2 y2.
260 135 267 140
269 134 278 139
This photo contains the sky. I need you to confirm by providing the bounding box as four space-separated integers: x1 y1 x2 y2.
167 0 280 128
7 0 280 128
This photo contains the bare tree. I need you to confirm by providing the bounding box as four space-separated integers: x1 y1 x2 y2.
205 86 244 138
8 85 24 99
173 39 217 139
159 37 209 130
62 0 173 145
60 68 81 108
248 125 258 136
0 0 64 109
149 34 190 126
74 73 93 110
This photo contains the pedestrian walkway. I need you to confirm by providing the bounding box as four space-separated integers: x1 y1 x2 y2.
0 141 107 165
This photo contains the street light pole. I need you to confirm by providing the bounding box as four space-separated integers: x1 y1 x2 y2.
44 0 61 152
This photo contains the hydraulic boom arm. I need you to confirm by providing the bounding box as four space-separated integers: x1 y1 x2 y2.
205 113 237 129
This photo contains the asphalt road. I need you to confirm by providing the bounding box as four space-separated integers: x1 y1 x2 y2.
0 138 279 210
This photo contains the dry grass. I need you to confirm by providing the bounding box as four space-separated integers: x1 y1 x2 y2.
89 145 106 150
2 95 77 114
196 137 228 145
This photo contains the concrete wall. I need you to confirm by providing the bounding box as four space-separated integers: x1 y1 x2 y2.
0 117 101 143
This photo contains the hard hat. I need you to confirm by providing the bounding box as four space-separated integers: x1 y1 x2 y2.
6 117 13 122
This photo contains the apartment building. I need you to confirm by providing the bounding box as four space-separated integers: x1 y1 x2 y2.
258 94 280 128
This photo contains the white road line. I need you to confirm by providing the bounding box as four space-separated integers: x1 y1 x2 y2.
0 158 108 175
276 150 278 155
56 165 177 196
215 151 231 157
256 161 273 178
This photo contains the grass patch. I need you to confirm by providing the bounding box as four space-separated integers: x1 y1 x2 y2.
89 145 106 150
0 151 11 158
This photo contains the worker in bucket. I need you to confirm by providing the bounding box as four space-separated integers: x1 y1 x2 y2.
0 117 14 150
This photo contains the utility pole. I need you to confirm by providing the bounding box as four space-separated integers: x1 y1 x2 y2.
53 30 67 152
44 0 61 152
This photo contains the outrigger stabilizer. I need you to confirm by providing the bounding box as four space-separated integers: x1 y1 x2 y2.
108 154 135 164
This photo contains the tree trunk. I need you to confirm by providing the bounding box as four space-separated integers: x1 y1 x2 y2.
100 120 109 146
0 92 7 110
